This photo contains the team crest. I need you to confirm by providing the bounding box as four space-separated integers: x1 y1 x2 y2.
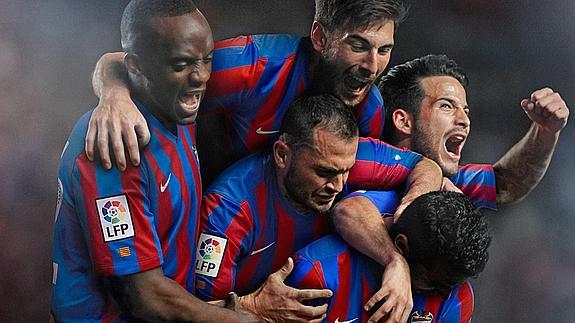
195 233 228 278
96 194 135 242
410 311 433 323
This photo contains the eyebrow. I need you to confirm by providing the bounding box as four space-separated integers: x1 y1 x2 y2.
345 34 394 49
436 96 469 110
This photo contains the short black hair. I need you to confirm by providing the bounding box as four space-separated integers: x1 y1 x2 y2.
121 0 198 53
379 54 468 142
314 0 408 33
391 191 490 278
279 94 359 151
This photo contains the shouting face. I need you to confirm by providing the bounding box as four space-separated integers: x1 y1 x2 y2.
411 76 470 177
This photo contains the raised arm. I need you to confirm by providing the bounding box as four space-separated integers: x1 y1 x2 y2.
494 88 569 205
86 52 149 171
394 156 443 218
114 267 256 322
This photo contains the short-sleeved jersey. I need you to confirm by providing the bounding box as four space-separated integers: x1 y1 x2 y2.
449 164 496 210
195 138 422 300
287 234 474 323
201 34 385 159
51 102 202 322
348 163 497 213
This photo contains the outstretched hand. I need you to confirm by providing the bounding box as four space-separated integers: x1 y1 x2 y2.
239 257 332 322
85 88 149 171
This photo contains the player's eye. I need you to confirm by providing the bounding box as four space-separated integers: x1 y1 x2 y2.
440 103 453 111
171 62 188 72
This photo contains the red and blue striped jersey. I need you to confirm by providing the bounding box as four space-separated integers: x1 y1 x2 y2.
449 164 496 210
51 102 202 322
201 34 386 159
287 234 474 323
195 139 422 300
347 163 497 212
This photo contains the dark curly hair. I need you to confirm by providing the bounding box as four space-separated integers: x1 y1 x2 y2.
314 0 408 34
279 94 359 152
391 191 491 278
379 54 468 143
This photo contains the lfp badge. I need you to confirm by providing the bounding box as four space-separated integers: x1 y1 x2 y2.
96 195 135 242
195 233 228 278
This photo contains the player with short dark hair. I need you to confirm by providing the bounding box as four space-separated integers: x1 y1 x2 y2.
287 190 491 322
50 1 254 321
194 94 442 322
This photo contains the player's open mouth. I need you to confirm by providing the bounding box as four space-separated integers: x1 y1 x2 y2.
444 133 466 160
178 91 203 112
344 75 371 95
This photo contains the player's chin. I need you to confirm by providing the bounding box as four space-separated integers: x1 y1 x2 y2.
439 161 459 178
175 110 199 125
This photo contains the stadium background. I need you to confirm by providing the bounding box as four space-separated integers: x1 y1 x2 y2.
0 0 573 321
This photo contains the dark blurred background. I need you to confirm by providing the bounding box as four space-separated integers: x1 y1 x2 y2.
1 0 573 321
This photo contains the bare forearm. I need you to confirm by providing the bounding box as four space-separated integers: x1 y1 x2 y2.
401 157 442 206
92 52 129 99
119 269 244 322
494 123 560 205
332 197 401 265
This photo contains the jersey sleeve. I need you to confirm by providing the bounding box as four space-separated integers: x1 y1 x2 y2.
71 154 162 277
195 192 254 301
449 164 497 210
201 35 262 115
339 190 399 218
347 137 422 189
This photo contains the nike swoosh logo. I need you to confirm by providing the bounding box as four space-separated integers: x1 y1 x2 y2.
160 173 172 193
335 318 357 323
256 127 280 135
250 242 275 256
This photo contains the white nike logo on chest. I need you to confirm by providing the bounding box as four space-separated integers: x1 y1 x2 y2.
160 173 172 192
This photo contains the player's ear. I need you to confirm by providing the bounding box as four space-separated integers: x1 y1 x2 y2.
394 234 409 258
273 136 290 169
310 21 328 52
123 52 143 75
392 109 414 136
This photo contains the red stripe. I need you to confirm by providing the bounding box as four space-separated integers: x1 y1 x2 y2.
214 35 253 49
206 59 267 97
76 155 114 275
244 54 297 154
211 200 253 298
313 213 331 240
459 183 496 202
199 193 223 232
272 200 296 271
235 182 268 290
348 160 411 189
361 275 375 323
368 105 384 139
457 282 474 322
296 261 326 289
352 96 367 121
144 147 173 261
119 160 162 273
423 294 442 318
327 252 352 322
459 163 493 172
